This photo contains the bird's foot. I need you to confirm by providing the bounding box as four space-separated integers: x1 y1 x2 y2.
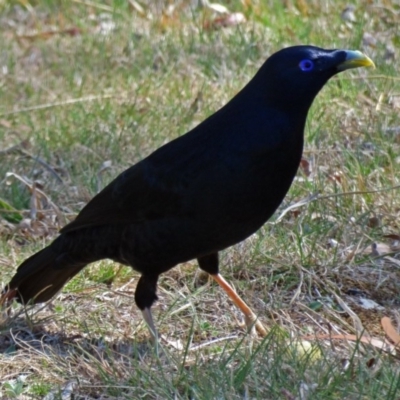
210 274 268 337
244 313 268 337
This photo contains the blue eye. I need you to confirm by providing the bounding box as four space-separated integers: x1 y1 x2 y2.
299 59 314 72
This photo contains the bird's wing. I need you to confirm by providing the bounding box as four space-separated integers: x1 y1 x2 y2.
60 96 295 235
60 158 184 233
61 115 224 234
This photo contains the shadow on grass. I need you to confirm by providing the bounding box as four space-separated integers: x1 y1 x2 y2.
2 316 400 399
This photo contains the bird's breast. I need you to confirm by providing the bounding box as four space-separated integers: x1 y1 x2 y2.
186 141 303 244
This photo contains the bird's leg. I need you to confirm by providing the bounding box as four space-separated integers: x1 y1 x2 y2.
141 307 158 341
136 275 182 353
197 253 267 337
135 275 160 346
210 274 267 336
141 306 161 356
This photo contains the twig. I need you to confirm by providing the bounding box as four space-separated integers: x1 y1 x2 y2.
0 142 27 155
22 148 64 184
0 94 123 117
274 184 400 223
1 142 64 184
289 266 303 305
70 0 115 12
333 293 365 335
339 74 400 81
189 335 238 351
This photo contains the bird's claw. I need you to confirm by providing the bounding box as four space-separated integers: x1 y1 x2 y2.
244 313 268 337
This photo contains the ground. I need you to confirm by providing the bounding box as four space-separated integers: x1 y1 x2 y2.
0 0 400 399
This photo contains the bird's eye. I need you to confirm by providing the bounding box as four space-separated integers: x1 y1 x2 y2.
299 59 314 72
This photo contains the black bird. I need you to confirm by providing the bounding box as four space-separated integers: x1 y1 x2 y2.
2 46 374 338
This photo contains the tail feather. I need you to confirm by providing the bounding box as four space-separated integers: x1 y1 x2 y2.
7 247 87 304
4 225 124 305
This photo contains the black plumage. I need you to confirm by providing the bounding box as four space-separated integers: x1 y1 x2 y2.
2 46 374 338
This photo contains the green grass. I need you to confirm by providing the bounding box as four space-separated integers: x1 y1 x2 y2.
1 0 400 398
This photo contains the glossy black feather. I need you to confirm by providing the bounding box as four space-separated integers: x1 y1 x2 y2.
6 46 354 309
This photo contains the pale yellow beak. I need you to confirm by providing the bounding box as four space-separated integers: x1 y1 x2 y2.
337 50 375 71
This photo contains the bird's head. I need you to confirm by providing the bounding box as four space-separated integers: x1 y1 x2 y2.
257 45 375 113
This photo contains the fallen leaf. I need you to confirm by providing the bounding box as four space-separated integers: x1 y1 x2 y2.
383 233 400 241
205 12 246 30
0 119 12 128
366 358 376 368
363 32 378 48
367 216 380 228
390 96 400 110
206 2 229 13
302 333 396 353
300 158 312 176
353 297 384 311
362 242 392 256
381 317 400 346
327 170 344 183
18 27 81 41
341 6 356 22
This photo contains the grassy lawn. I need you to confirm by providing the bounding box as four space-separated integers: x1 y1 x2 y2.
0 0 400 398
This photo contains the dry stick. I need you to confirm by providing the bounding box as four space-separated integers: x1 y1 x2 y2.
1 76 393 118
339 74 400 81
0 142 64 184
275 184 400 224
333 293 365 335
0 77 392 118
70 0 115 12
0 142 27 155
304 270 366 335
302 333 396 354
19 148 64 184
189 335 238 351
0 93 123 117
289 266 304 306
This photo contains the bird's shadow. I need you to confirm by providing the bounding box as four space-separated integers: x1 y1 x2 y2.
0 314 157 361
